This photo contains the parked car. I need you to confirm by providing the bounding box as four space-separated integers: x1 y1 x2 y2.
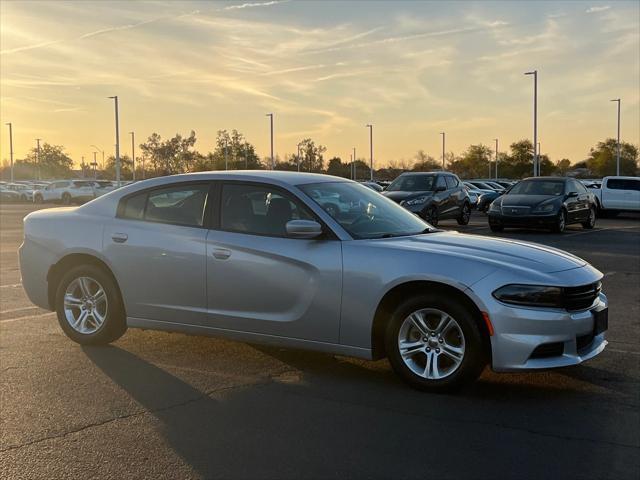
488 177 597 233
94 180 117 197
383 172 471 226
0 186 21 202
33 180 97 204
19 171 608 391
463 185 481 208
477 190 502 212
6 183 35 201
471 180 506 194
359 181 384 192
587 176 640 217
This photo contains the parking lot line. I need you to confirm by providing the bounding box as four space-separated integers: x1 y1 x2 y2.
0 283 22 288
0 312 54 324
0 306 40 315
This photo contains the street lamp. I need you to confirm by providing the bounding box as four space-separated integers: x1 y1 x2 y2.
5 123 13 182
366 124 373 181
524 70 538 176
266 113 274 169
90 145 105 171
440 132 445 170
610 98 621 175
108 96 121 186
352 146 356 180
129 132 135 181
494 138 499 179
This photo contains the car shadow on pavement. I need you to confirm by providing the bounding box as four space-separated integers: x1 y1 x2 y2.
82 343 634 479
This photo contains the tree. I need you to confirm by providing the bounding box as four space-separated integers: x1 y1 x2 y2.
18 143 74 179
139 131 198 176
104 155 133 180
448 144 492 179
326 157 351 178
209 129 262 171
555 158 572 176
586 139 638 177
412 150 440 172
298 138 326 172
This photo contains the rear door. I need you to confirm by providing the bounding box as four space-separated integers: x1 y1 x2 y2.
204 181 342 343
103 182 211 324
603 178 627 209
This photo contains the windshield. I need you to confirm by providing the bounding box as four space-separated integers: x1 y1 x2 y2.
299 182 432 239
508 180 565 196
386 175 435 192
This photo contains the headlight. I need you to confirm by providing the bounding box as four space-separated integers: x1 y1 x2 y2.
404 196 430 206
493 284 562 308
533 203 556 213
489 201 501 212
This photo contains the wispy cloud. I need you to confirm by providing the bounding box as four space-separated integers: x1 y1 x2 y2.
586 5 611 14
223 1 289 11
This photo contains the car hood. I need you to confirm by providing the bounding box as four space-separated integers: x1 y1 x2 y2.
498 194 561 207
383 190 434 203
376 231 586 273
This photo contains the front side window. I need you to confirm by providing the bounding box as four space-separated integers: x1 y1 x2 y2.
436 176 447 190
119 183 209 227
220 183 314 237
445 176 458 189
300 182 431 239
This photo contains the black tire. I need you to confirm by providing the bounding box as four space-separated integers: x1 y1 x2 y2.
489 224 503 232
34 194 43 204
425 206 438 227
456 202 471 225
55 264 127 345
61 192 72 205
385 294 487 392
581 207 596 229
552 209 566 233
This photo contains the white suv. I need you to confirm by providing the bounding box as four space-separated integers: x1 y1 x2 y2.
33 180 97 204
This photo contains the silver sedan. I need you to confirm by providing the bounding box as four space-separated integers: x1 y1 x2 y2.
19 171 608 391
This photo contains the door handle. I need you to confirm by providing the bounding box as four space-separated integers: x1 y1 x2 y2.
111 233 128 243
212 248 231 260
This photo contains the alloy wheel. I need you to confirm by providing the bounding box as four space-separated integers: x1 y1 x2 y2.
63 276 108 334
397 308 466 380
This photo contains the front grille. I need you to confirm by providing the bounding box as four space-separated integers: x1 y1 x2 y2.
501 205 531 215
562 282 601 311
530 342 564 359
576 332 595 352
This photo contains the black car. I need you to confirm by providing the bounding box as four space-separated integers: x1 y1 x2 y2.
477 190 502 212
383 172 471 226
487 177 597 233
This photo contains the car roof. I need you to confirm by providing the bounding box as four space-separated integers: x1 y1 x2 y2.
521 177 568 182
129 170 349 186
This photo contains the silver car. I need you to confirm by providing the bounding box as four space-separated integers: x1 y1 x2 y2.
19 172 608 391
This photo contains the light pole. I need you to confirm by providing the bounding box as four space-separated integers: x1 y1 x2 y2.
245 143 248 169
611 98 621 175
440 132 446 170
36 138 41 180
352 146 356 180
5 123 13 182
224 138 228 170
525 70 538 176
266 113 274 169
81 156 85 178
366 124 373 181
537 142 541 176
296 142 302 172
494 138 499 179
129 132 135 181
90 145 105 171
108 96 121 186
92 151 98 179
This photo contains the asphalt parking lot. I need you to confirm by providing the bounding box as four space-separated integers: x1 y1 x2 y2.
1 203 638 479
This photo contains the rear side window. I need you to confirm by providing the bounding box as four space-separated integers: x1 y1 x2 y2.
119 183 209 227
608 179 640 191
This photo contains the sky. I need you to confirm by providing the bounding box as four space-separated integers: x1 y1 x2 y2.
1 0 639 169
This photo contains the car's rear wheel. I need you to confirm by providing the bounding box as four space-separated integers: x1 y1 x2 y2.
55 264 127 345
552 209 566 233
61 192 72 205
425 206 438 227
582 207 596 229
457 202 471 225
385 294 487 392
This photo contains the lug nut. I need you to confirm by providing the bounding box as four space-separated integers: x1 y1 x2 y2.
436 348 440 353
439 338 443 343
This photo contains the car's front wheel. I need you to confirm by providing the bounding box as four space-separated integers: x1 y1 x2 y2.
552 209 567 233
425 206 438 227
457 202 471 225
55 264 127 345
385 294 487 392
61 192 72 205
582 207 596 229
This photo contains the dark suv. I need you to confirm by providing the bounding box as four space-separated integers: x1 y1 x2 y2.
383 172 471 226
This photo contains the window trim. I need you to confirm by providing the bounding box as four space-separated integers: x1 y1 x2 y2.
214 180 336 240
116 180 215 229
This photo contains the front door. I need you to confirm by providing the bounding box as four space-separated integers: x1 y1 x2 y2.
205 182 342 343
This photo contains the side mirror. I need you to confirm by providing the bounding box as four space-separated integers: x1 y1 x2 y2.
286 220 323 239
435 185 446 192
567 191 578 198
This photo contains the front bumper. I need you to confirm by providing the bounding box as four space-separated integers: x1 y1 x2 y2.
484 293 608 372
487 211 558 228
